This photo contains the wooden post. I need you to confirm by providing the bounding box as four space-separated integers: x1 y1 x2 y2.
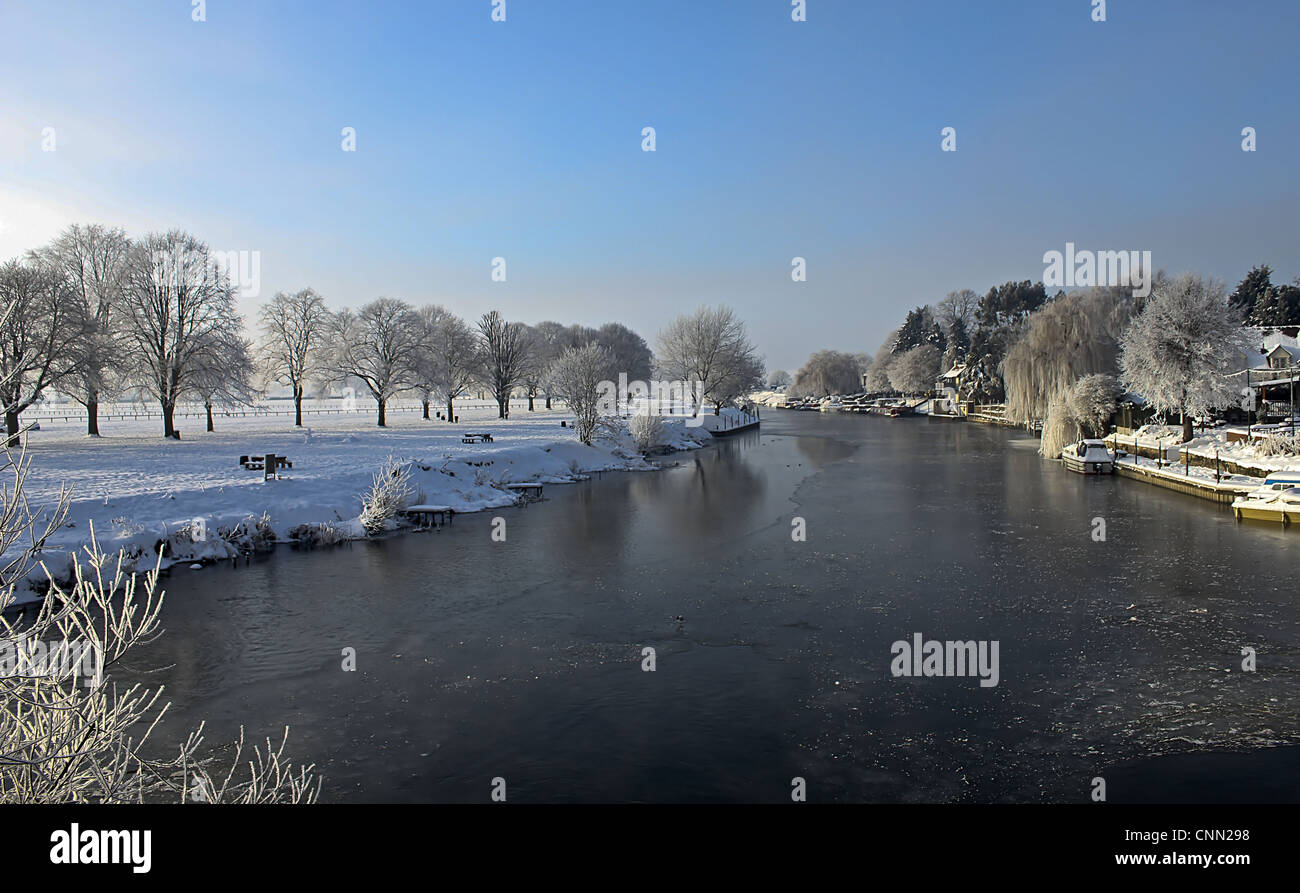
265 453 276 481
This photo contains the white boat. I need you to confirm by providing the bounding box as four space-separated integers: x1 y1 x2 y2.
1060 439 1115 474
1231 472 1300 525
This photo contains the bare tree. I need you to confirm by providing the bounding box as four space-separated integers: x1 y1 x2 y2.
1119 273 1248 442
549 343 616 444
531 321 569 409
476 310 531 419
189 330 255 432
118 231 242 438
327 298 423 427
28 224 131 436
655 305 764 415
936 288 980 337
767 369 792 389
0 259 84 446
413 305 478 422
259 288 330 427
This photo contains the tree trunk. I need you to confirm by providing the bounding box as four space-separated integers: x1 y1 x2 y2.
4 410 19 448
1182 411 1193 443
497 396 507 419
422 400 430 419
86 399 100 437
162 402 176 439
206 401 215 432
528 394 535 411
545 395 552 410
294 385 304 427
447 397 455 423
377 398 387 427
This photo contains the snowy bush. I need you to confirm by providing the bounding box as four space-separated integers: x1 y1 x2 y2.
358 456 413 535
218 512 276 553
629 412 665 452
1256 432 1300 458
287 522 348 547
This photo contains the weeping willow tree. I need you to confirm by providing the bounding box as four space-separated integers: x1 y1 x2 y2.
1040 373 1121 458
1002 289 1140 426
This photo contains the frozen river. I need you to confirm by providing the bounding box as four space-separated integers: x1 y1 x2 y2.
138 410 1300 802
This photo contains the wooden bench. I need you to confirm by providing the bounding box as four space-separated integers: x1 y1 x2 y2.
504 482 543 502
239 453 293 480
404 505 454 528
461 433 494 444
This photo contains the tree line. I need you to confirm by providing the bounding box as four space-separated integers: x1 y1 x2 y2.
781 262 1293 454
0 224 764 443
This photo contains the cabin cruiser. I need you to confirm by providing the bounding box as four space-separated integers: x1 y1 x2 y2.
1060 439 1116 474
1231 472 1300 525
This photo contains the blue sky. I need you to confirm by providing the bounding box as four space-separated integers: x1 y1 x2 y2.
1 0 1297 373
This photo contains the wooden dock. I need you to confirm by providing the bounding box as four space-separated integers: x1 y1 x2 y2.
1113 459 1251 505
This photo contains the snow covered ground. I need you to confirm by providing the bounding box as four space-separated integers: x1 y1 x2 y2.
1110 424 1300 475
6 400 717 604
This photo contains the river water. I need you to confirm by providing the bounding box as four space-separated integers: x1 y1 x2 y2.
138 411 1300 803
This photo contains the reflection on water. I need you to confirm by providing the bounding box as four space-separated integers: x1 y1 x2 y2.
135 412 1300 803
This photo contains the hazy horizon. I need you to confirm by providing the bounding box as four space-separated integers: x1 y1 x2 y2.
2 0 1297 373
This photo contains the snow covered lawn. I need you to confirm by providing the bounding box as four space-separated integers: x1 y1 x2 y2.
8 400 716 603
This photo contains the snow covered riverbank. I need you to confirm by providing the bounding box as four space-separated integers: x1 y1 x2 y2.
6 402 718 605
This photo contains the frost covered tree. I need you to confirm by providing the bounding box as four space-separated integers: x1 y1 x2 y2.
1119 273 1248 443
964 280 1051 402
887 344 940 395
549 342 616 445
655 305 763 415
1002 290 1135 426
596 322 654 383
118 231 243 438
327 298 423 427
28 224 131 436
1039 374 1121 459
258 288 331 427
476 310 531 419
767 369 792 389
189 330 255 432
0 259 84 446
864 331 899 393
413 305 478 422
791 350 861 397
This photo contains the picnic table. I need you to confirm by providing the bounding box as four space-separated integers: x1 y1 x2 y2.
404 505 454 528
461 432 494 444
239 453 292 480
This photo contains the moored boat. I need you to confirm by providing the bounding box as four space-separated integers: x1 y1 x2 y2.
1060 439 1116 474
1231 472 1300 525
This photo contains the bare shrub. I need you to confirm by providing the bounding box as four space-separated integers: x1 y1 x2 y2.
359 456 413 535
1 450 320 802
629 412 665 452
